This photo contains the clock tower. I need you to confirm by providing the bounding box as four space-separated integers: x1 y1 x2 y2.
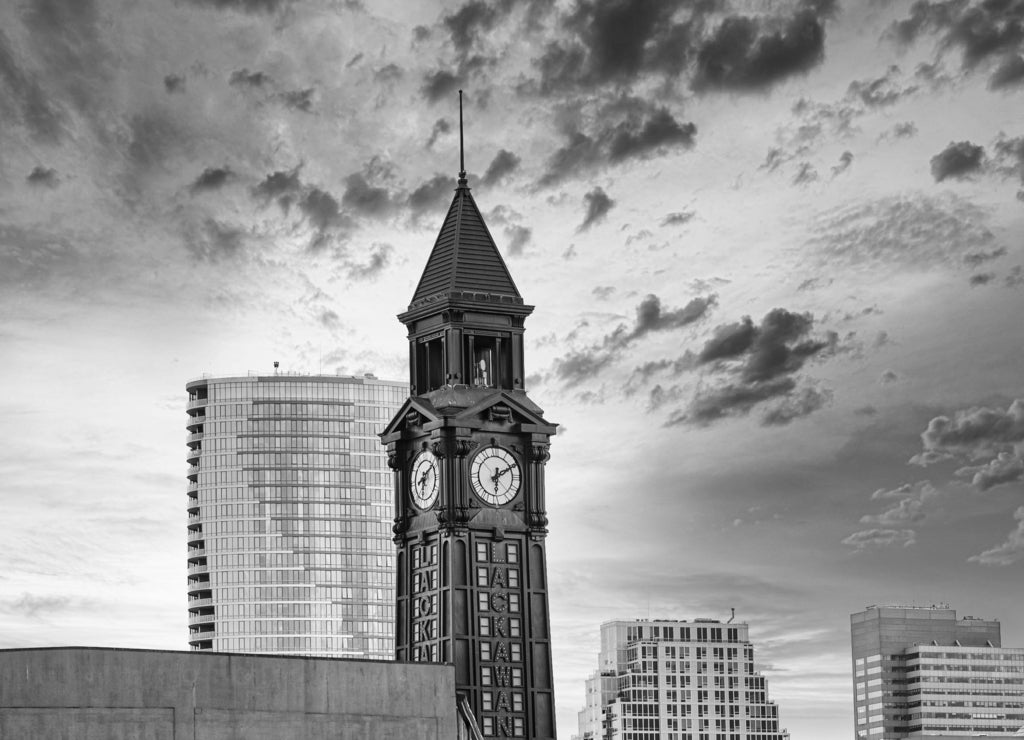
380 117 557 740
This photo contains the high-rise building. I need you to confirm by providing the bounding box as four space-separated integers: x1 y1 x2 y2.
574 618 790 740
851 604 1024 738
185 373 405 657
381 127 558 737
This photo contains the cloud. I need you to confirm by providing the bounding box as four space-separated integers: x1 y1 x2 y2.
842 528 916 550
427 118 451 148
539 104 696 186
189 166 233 193
253 166 304 210
482 149 521 185
341 173 393 218
26 166 59 188
662 210 695 226
407 173 453 217
607 109 697 162
0 32 67 143
969 506 1024 566
443 0 497 56
846 65 918 107
183 0 287 13
955 452 1024 491
0 593 74 617
347 243 393 280
578 187 614 231
592 286 615 300
422 70 459 103
807 193 996 270
229 68 270 88
185 218 246 261
860 481 938 526
793 162 818 185
670 308 840 426
279 88 315 112
963 246 1007 267
831 151 853 177
692 10 827 91
300 187 345 231
915 399 1024 462
992 134 1024 182
889 0 1024 72
164 74 185 93
989 54 1024 89
551 293 717 384
930 140 985 181
504 224 531 256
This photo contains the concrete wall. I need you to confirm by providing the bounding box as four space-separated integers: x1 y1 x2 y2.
0 647 457 740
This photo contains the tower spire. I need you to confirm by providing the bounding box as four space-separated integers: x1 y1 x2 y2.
458 89 467 187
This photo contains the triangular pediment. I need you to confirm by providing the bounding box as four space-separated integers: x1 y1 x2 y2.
379 396 441 439
450 390 555 430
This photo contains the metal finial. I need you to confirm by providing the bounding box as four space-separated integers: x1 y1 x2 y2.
458 89 467 186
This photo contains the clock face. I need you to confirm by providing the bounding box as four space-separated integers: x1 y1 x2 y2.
470 447 521 506
410 450 439 510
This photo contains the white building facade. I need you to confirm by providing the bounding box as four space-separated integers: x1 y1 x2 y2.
575 619 789 740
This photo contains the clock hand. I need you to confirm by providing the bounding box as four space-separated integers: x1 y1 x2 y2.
418 469 429 491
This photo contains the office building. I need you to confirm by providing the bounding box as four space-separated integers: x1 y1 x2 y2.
574 618 790 740
851 604 1024 738
185 373 405 657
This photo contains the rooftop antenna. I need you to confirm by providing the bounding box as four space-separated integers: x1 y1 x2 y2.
728 607 735 624
458 89 467 187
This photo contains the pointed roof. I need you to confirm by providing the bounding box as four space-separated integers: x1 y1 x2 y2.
407 181 524 310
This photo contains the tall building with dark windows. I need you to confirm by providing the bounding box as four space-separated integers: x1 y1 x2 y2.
574 618 790 740
851 604 1024 738
185 373 405 657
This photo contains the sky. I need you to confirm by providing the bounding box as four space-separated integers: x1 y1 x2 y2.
1 0 1023 736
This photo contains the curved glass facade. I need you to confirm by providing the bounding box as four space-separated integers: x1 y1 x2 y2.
185 374 406 658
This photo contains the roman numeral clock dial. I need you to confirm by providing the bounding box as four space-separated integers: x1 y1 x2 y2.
470 447 521 506
410 449 439 510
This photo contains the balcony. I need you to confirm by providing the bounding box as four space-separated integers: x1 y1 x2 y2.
186 448 201 463
187 431 204 445
186 480 198 492
188 562 209 575
188 597 213 609
187 547 206 562
187 397 208 411
185 414 205 430
188 613 216 625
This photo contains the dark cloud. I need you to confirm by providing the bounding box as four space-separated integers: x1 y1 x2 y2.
341 173 392 218
662 210 695 226
692 10 826 91
990 53 1024 88
253 166 303 210
930 140 985 181
540 131 601 186
504 224 531 256
889 0 1024 71
346 53 364 69
670 308 839 426
969 272 996 285
846 65 917 107
407 173 453 216
578 187 614 231
347 243 393 280
551 293 717 384
374 64 403 84
125 111 185 173
427 118 451 148
279 88 315 112
164 74 186 93
831 151 853 177
792 162 818 185
444 1 498 56
956 453 1024 491
300 187 345 231
592 285 615 300
483 149 521 185
912 399 1024 464
607 108 697 162
883 121 919 141
421 71 459 103
992 134 1024 181
319 310 339 327
26 166 59 188
189 166 233 193
881 370 899 384
413 25 431 43
229 68 271 88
